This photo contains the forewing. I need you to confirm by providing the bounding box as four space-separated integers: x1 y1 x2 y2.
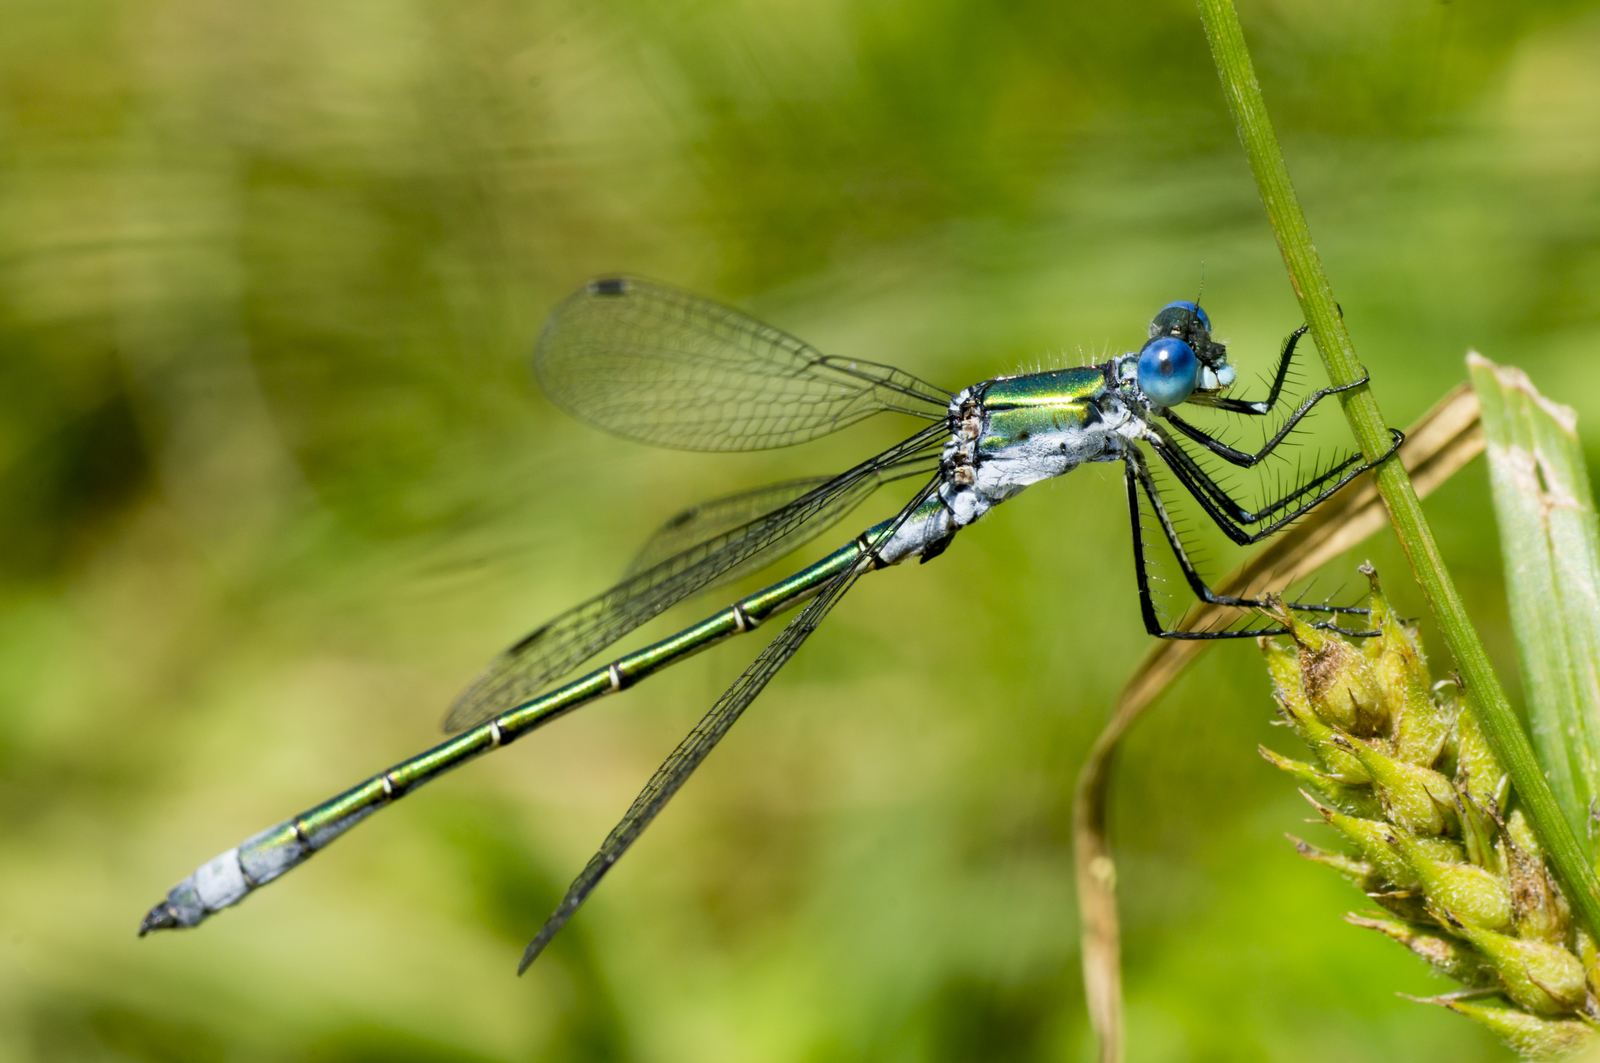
534 277 950 451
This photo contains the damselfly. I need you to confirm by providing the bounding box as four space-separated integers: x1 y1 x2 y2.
140 277 1399 970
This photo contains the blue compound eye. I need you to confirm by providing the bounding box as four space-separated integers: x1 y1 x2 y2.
1159 299 1211 333
1137 337 1199 406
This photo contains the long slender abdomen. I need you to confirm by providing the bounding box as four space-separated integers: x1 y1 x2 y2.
138 522 905 936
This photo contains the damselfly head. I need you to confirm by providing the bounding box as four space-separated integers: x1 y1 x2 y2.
1135 300 1236 406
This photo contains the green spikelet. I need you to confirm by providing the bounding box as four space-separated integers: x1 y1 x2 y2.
1335 734 1459 836
1305 795 1423 889
1259 747 1383 818
1456 690 1511 813
1393 832 1513 931
1344 913 1498 987
1262 638 1371 783
1260 567 1599 1060
1290 834 1380 890
1274 599 1388 736
1425 999 1593 1059
1359 563 1451 767
1443 918 1588 1015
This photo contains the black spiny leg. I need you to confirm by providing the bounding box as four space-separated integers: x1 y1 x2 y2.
1119 321 1401 638
1166 327 1369 467
1143 422 1402 546
1164 374 1370 468
1122 446 1368 640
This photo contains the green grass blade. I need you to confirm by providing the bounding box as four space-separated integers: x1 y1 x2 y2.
1470 353 1600 855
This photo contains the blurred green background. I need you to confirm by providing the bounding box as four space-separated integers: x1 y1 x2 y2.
5 0 1600 1059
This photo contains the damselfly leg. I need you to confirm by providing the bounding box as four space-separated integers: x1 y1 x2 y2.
1144 422 1403 542
1122 331 1404 639
1164 329 1372 473
1123 437 1397 640
1184 325 1308 415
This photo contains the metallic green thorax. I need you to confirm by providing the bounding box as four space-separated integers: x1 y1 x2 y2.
975 367 1107 453
981 366 1106 409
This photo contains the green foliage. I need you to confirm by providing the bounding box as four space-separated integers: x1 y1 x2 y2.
1472 354 1600 855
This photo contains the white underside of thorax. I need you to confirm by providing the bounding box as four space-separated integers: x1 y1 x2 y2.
872 384 1144 566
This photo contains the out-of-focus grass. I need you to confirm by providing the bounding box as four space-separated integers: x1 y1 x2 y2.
2 1 1599 1059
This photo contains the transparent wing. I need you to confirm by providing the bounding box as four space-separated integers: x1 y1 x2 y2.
515 477 941 973
534 277 951 451
443 426 944 733
622 477 833 579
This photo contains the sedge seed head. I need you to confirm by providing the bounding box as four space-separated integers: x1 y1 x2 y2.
1264 566 1596 1055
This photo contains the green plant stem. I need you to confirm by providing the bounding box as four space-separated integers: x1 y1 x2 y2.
1195 0 1600 941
